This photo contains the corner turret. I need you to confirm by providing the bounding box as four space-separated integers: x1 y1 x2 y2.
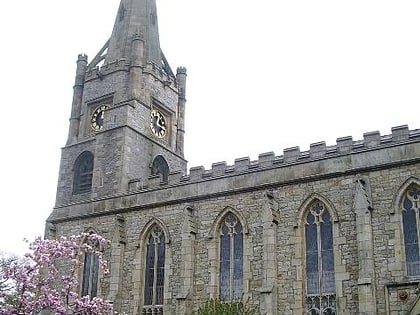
66 54 88 145
176 67 187 157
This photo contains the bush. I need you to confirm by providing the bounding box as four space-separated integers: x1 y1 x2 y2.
195 298 261 315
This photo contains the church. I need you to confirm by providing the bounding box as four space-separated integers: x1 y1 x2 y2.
46 0 420 314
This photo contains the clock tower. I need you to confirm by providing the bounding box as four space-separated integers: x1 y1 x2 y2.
55 0 187 207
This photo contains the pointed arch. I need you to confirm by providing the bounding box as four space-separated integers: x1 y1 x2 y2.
150 155 169 182
80 227 102 298
82 226 100 235
207 206 249 301
208 206 249 240
134 217 171 315
296 193 338 228
139 217 171 245
392 176 420 214
297 193 338 314
73 151 94 194
394 177 420 276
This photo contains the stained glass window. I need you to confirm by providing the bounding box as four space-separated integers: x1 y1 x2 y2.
144 225 165 306
219 213 243 301
81 252 99 298
305 201 336 314
402 184 420 276
73 151 94 194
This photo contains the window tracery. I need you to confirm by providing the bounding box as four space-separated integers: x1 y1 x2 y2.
219 213 243 301
143 225 165 314
305 201 336 314
402 184 420 276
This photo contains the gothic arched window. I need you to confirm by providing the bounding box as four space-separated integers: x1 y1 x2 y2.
144 225 166 309
73 151 94 194
305 200 336 314
219 212 243 301
81 251 99 298
81 234 101 298
402 184 420 276
151 155 169 182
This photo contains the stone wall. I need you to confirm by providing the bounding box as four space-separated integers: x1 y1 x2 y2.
48 129 420 314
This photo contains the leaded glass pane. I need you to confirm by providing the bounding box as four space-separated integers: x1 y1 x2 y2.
306 212 318 295
403 186 420 276
321 211 335 294
144 235 155 305
90 254 99 298
219 213 243 301
233 222 243 299
305 201 336 314
306 294 336 314
143 226 165 308
81 252 92 296
220 224 230 301
156 233 165 305
81 252 100 298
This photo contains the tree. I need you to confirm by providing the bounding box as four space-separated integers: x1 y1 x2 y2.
0 233 112 315
195 298 262 315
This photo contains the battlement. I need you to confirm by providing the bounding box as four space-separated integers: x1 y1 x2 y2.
128 125 420 192
85 58 130 80
85 58 177 88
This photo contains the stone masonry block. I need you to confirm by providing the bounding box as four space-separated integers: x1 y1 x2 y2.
363 131 381 148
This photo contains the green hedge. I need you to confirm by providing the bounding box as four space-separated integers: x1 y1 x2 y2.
195 299 261 315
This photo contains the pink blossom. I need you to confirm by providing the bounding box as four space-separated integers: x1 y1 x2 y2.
0 234 111 315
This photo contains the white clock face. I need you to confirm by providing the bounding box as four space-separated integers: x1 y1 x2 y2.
150 109 167 138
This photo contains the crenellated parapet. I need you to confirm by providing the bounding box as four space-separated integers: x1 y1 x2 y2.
84 58 177 88
85 58 130 81
128 125 420 192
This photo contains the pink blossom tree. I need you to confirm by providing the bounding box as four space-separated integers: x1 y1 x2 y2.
0 233 112 315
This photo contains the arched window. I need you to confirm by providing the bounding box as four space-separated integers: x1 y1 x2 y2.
144 225 165 311
219 212 243 301
81 251 99 298
305 200 336 314
73 151 94 194
402 184 420 276
81 233 101 298
151 155 169 182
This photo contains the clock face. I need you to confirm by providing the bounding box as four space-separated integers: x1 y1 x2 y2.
150 109 167 138
91 104 110 132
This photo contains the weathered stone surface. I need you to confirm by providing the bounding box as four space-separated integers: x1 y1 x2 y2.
47 1 420 314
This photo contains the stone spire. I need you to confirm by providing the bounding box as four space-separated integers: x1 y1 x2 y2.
105 0 162 66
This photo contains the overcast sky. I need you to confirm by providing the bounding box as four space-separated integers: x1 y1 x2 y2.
0 0 419 256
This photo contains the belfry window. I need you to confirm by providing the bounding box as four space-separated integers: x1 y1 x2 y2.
305 201 336 314
219 213 243 301
144 225 165 310
151 155 169 182
73 151 94 194
402 184 420 276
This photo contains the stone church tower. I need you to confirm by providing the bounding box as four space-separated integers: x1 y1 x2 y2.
48 1 420 314
56 0 187 207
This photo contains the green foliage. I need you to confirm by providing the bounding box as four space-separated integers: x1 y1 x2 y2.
195 298 261 315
